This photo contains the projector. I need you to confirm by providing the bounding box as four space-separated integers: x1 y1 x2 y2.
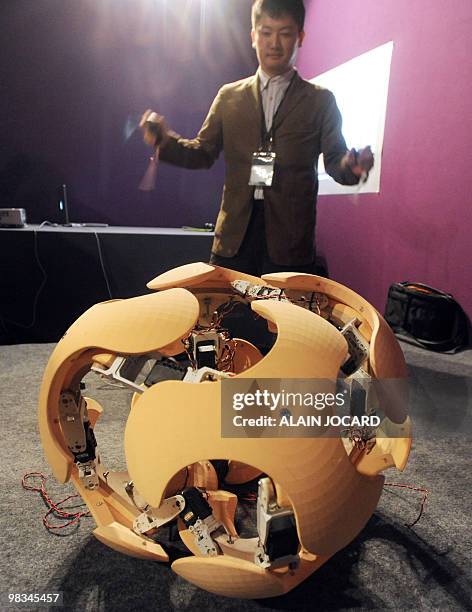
0 208 26 227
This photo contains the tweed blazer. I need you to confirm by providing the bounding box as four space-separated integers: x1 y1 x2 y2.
159 71 358 265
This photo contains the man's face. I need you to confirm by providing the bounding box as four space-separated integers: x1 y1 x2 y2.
251 12 305 77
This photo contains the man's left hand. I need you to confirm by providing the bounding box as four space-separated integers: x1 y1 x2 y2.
342 146 374 177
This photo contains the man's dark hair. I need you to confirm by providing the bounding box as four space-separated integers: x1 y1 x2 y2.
252 0 305 31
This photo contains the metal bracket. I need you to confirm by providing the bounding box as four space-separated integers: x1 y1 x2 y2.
340 318 370 375
342 368 377 450
91 355 150 393
231 281 329 318
189 330 222 370
178 487 225 556
59 390 98 489
133 495 185 535
231 280 287 302
183 366 233 384
255 478 299 570
59 390 87 452
188 516 221 556
77 460 99 490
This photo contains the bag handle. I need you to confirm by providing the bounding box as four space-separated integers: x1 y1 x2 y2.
399 282 453 300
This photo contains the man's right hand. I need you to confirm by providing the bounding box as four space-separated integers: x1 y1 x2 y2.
140 109 169 148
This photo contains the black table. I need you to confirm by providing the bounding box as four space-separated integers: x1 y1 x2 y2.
0 225 213 344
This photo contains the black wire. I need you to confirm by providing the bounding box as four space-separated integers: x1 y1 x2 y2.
94 232 113 299
0 230 48 329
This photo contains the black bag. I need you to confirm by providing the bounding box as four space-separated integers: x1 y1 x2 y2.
384 282 469 352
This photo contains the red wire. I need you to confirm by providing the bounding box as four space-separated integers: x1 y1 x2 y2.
384 482 429 527
240 492 258 503
22 472 427 532
22 472 91 531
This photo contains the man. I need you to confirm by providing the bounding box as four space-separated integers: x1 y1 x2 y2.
141 0 373 277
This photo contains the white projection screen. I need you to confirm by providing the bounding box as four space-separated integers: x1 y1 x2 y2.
311 41 394 195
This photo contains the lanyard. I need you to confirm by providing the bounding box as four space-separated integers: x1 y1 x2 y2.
259 71 296 150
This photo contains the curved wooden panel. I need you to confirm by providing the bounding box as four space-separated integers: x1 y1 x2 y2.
94 523 168 562
147 262 263 291
231 338 263 373
173 556 286 598
66 288 199 356
125 387 384 556
84 397 103 428
242 300 348 378
261 272 408 379
171 555 328 599
125 304 382 557
147 262 217 290
355 416 413 475
225 461 263 485
39 288 199 482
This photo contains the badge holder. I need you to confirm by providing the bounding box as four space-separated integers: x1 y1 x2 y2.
249 151 276 187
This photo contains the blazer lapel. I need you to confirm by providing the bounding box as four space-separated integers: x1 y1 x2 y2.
245 74 261 124
272 72 308 131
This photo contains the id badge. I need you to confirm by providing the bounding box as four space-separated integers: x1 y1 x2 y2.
249 151 276 187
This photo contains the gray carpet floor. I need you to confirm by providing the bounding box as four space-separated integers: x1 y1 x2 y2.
1 341 471 611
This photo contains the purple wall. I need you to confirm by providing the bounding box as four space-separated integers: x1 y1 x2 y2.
297 0 472 317
2 0 471 317
0 0 256 228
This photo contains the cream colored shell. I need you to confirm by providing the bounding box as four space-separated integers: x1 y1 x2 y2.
38 262 411 599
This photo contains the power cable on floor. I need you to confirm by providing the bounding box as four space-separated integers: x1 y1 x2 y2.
22 472 91 532
384 482 429 527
